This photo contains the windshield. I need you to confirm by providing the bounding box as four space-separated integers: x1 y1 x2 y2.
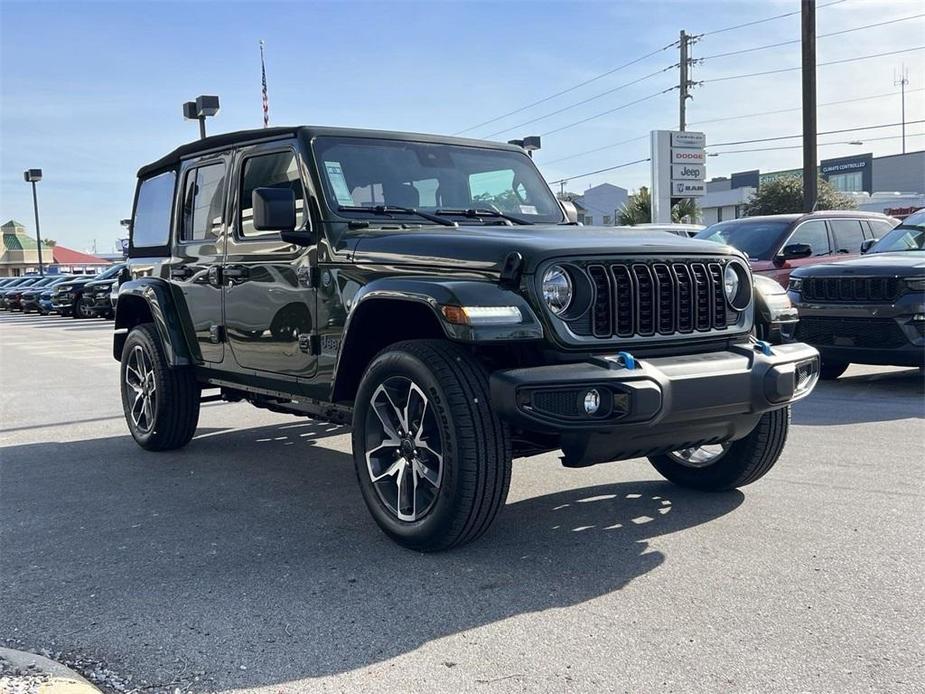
313 137 563 229
94 264 124 280
696 220 792 260
871 210 925 252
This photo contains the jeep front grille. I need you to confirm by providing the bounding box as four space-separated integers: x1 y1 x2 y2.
801 276 901 303
582 260 730 339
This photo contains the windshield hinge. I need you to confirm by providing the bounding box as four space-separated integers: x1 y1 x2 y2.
499 252 524 288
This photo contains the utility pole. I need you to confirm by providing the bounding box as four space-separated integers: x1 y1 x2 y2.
895 65 909 154
679 30 690 131
24 169 44 276
801 0 817 213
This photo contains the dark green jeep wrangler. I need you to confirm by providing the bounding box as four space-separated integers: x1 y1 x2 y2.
116 126 819 551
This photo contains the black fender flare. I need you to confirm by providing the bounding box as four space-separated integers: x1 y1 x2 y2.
114 278 194 365
331 277 543 401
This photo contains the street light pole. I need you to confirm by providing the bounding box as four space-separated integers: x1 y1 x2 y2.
23 169 44 276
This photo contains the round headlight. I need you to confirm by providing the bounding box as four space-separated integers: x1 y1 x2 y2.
723 262 751 311
723 264 739 302
542 265 573 315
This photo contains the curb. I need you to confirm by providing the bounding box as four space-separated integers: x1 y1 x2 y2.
0 647 103 693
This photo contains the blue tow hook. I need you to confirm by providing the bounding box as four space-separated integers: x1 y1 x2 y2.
753 339 774 356
615 351 637 370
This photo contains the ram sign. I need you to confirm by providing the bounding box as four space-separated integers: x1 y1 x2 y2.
651 130 707 223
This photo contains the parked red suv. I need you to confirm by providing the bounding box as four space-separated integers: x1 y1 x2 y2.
696 211 898 287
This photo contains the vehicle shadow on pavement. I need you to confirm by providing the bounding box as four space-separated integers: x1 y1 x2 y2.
793 367 924 425
0 421 743 689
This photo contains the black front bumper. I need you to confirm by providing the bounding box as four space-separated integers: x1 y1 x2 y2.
490 341 819 466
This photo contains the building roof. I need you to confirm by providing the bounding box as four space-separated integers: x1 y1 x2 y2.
52 246 111 265
1 219 26 230
137 125 524 178
2 221 38 251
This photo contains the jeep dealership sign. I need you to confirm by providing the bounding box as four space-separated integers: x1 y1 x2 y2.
651 130 706 223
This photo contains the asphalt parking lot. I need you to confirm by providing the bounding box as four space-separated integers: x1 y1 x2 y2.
1 311 923 693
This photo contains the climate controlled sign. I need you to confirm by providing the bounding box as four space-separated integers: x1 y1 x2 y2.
650 130 707 223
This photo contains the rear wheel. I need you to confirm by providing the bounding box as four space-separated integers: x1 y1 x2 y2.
120 323 201 451
819 360 849 380
352 340 512 551
648 407 790 491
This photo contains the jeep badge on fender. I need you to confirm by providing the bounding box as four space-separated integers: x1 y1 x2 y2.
114 125 820 552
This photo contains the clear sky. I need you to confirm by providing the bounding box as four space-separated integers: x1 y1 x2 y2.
1 0 922 251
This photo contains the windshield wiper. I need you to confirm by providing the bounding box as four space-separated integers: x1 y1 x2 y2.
338 205 457 227
436 208 532 226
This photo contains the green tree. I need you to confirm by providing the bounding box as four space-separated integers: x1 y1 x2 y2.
617 186 702 225
743 176 856 216
42 239 56 247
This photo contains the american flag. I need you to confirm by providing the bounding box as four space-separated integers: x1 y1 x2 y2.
260 40 269 128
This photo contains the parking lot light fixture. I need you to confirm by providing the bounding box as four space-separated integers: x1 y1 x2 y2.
23 168 45 276
183 95 220 140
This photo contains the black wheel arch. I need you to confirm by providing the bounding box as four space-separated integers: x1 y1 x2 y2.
114 278 195 366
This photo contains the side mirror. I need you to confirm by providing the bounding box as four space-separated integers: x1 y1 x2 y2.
860 238 878 254
777 243 813 261
559 200 579 224
253 187 296 232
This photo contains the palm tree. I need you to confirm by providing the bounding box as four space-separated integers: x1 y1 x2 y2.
617 186 701 225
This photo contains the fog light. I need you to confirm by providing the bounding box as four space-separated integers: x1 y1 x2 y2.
583 389 601 415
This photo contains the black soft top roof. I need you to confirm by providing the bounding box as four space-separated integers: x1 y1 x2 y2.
136 126 522 179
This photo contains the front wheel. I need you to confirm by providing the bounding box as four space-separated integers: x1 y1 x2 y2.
352 340 512 552
648 407 790 491
120 323 201 451
73 295 94 319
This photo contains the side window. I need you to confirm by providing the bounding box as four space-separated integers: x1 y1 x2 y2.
132 171 176 249
868 219 896 238
240 150 305 237
788 220 830 256
180 163 226 242
830 219 866 254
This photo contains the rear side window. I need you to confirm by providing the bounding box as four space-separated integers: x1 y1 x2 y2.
868 219 896 238
239 150 305 238
787 220 831 256
180 163 226 242
132 171 176 250
830 219 866 254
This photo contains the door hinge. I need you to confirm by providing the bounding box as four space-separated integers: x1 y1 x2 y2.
209 324 225 344
298 266 320 288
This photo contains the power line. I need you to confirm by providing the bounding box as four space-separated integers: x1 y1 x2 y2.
708 120 925 148
452 41 678 136
699 0 848 37
540 88 674 137
541 88 925 167
707 132 924 156
483 65 673 139
702 46 925 84
698 13 925 61
689 88 925 127
547 157 651 186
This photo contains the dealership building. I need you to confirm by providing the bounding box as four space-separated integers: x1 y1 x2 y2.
700 149 925 224
0 219 111 277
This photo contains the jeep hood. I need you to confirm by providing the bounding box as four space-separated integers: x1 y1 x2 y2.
790 250 925 277
350 225 736 273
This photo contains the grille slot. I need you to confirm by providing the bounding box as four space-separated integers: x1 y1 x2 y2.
796 317 908 348
587 264 612 337
802 276 901 303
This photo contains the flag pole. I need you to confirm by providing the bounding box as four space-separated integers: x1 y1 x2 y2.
259 40 270 128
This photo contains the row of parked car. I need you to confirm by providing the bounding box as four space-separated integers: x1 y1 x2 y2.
0 262 125 319
692 209 924 378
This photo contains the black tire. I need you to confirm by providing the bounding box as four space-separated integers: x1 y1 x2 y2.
120 323 201 451
73 295 93 319
819 360 849 380
648 407 790 491
352 339 512 552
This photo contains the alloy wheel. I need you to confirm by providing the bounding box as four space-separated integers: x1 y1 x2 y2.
364 376 443 522
667 443 730 468
125 345 157 433
78 298 94 318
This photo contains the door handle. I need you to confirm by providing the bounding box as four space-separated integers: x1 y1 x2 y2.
170 266 193 280
223 265 249 281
